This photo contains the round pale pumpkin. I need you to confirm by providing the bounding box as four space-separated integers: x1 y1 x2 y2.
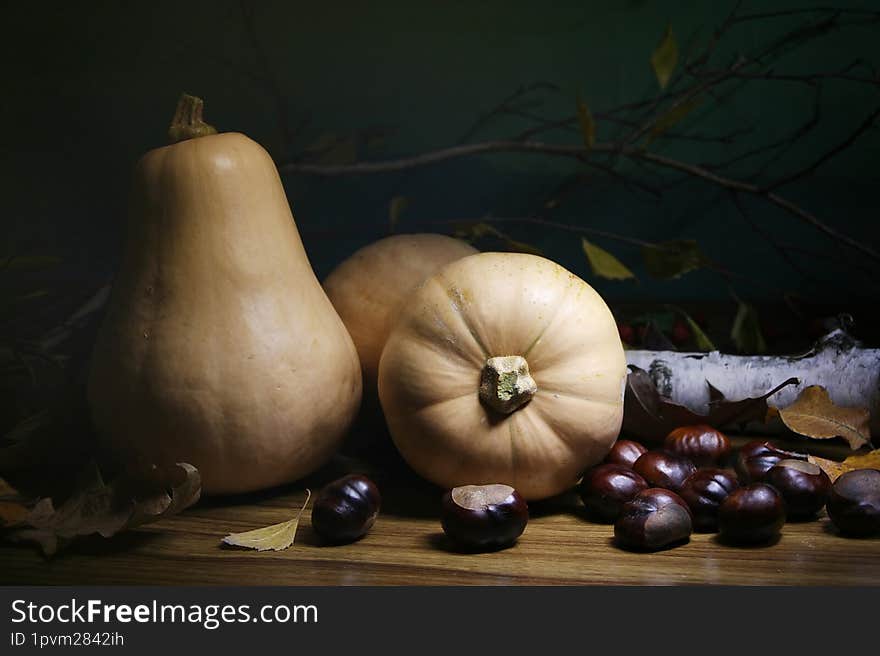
323 233 477 401
377 252 626 500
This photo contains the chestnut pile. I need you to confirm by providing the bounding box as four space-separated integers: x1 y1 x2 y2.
309 427 878 555
579 425 880 551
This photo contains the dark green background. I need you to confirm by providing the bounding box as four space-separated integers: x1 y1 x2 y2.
3 0 878 312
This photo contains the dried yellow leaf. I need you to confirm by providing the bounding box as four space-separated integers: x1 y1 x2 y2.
581 238 636 281
222 490 311 552
650 25 679 89
389 196 409 233
810 449 880 481
576 96 595 149
0 500 29 527
778 385 870 450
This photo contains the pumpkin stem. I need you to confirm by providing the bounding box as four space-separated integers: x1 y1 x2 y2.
479 355 537 414
168 93 218 144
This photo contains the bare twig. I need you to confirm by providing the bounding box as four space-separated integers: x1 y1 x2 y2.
272 2 880 272
428 216 794 293
279 140 615 175
280 135 879 262
238 1 299 155
764 105 880 190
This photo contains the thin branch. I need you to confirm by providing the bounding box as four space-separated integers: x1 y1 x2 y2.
733 7 880 23
457 82 561 144
634 150 879 261
428 216 794 293
730 192 812 281
281 136 878 262
764 105 880 190
279 140 616 175
238 0 298 155
707 84 823 174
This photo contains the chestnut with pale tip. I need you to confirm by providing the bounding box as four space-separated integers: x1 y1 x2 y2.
604 440 648 468
826 469 880 536
734 440 807 484
664 425 732 468
311 474 381 544
614 488 693 551
718 483 785 544
765 459 831 520
441 484 528 550
578 464 648 522
633 450 696 493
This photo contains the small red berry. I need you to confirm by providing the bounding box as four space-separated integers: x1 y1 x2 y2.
671 319 691 346
617 322 635 345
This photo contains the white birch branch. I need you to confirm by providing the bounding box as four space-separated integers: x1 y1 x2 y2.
625 329 880 433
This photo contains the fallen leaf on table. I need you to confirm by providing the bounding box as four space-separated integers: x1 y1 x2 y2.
0 477 19 498
623 366 798 442
777 385 870 450
0 477 28 526
0 499 29 527
222 490 312 552
1 461 201 556
809 449 880 482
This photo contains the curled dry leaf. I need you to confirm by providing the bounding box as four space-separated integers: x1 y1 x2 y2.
809 449 880 482
0 461 201 556
623 366 797 441
222 490 311 552
777 385 870 450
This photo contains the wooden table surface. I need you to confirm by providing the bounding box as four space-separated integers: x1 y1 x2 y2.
2 436 878 586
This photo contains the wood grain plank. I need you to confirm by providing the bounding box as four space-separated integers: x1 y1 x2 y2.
2 437 878 586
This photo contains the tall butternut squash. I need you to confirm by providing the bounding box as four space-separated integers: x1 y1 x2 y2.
87 95 361 494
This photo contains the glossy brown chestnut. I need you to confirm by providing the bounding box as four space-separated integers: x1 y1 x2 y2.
718 483 785 544
664 425 732 467
765 459 831 519
578 464 648 522
311 474 381 544
734 440 808 484
614 488 693 551
678 468 740 531
633 450 697 492
826 469 880 536
604 440 648 468
441 484 528 550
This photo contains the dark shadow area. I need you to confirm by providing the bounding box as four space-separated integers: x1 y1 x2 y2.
425 531 522 555
713 533 783 549
608 535 692 553
54 529 164 558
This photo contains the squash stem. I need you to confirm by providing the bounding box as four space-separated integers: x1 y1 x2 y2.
167 93 218 144
479 355 537 414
